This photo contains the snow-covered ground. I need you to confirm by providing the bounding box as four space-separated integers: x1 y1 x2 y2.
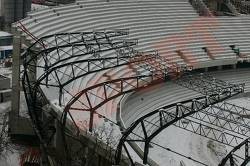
150 127 226 166
228 97 250 110
136 96 250 166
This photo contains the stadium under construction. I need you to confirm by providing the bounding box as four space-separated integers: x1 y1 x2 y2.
1 0 250 166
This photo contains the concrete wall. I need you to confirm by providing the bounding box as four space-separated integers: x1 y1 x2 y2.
0 0 3 16
0 75 10 90
0 74 11 103
2 0 15 24
206 0 224 11
2 0 31 30
0 89 11 103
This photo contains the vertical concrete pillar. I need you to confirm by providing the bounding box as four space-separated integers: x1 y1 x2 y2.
11 36 21 117
9 36 21 131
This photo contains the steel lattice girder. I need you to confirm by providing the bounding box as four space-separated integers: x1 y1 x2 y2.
175 73 245 95
35 52 158 105
24 30 130 57
23 31 153 107
131 54 244 96
23 31 137 87
140 109 245 147
21 30 140 164
36 55 146 87
189 102 250 136
170 101 250 146
23 31 135 69
131 51 193 79
63 73 167 133
219 138 250 166
37 51 156 86
115 86 244 165
23 30 138 99
173 116 244 146
22 30 185 165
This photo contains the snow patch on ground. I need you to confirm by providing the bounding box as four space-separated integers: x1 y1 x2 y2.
148 126 227 166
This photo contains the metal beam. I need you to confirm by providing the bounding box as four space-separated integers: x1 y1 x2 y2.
175 72 245 95
63 73 167 133
36 52 156 89
21 31 139 165
219 138 250 166
115 85 244 165
24 31 134 68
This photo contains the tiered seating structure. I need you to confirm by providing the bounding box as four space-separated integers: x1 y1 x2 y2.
14 0 250 69
15 0 250 165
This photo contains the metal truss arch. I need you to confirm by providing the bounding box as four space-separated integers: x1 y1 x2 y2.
33 51 158 107
22 30 142 107
62 73 168 133
219 138 250 166
175 72 245 95
21 30 143 165
21 30 246 166
23 30 135 69
35 52 156 87
115 86 244 165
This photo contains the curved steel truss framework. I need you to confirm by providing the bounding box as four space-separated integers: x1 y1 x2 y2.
173 101 250 146
175 72 244 95
22 31 247 166
22 31 190 164
115 85 244 165
219 138 250 166
219 102 250 166
63 74 166 133
24 30 140 102
22 30 156 164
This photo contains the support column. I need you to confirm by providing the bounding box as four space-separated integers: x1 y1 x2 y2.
10 36 21 124
9 35 35 141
